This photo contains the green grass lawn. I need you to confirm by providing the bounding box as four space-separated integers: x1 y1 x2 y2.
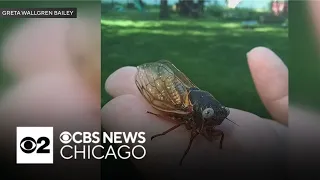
101 11 288 119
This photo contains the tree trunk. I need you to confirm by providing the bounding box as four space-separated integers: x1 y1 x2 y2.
199 0 205 14
159 0 169 19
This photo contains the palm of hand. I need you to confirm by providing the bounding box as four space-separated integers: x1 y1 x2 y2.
102 64 287 175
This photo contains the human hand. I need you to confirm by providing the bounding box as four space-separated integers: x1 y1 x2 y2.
101 47 288 178
0 17 100 127
0 17 100 179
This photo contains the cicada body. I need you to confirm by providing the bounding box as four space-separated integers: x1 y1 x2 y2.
135 60 231 165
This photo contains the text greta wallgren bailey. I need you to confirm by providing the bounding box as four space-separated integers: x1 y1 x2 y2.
0 8 77 18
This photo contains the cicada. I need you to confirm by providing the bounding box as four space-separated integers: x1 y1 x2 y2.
135 60 236 166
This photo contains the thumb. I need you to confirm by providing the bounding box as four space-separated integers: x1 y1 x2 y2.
247 47 288 125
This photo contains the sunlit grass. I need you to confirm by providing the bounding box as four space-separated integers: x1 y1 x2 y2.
254 27 287 33
101 19 162 28
102 19 287 38
101 19 242 29
110 28 217 36
101 19 287 35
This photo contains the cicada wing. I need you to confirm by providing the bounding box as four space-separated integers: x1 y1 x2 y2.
135 60 197 114
157 60 198 89
158 60 220 101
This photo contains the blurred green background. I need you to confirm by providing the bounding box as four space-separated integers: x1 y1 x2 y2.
101 0 288 119
290 1 320 110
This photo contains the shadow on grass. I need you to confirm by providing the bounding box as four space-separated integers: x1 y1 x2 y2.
101 15 288 119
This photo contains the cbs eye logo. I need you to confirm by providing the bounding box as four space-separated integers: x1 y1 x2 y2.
59 131 72 144
20 136 50 154
16 127 53 164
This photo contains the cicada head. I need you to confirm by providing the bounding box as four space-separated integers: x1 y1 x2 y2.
201 103 230 126
189 89 231 126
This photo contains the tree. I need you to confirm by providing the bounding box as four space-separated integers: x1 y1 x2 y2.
159 0 169 19
176 0 203 18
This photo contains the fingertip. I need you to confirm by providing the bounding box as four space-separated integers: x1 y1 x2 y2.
247 46 273 58
247 46 287 71
104 66 138 97
246 46 288 100
247 46 272 58
1 19 73 78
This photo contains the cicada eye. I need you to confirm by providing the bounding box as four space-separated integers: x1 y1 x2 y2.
202 108 214 119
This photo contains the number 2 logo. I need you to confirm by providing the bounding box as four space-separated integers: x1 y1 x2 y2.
20 136 50 154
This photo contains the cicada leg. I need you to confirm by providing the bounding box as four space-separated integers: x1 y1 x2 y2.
215 129 225 149
203 127 224 149
185 123 192 130
179 130 199 166
146 111 162 117
150 122 186 141
183 117 194 130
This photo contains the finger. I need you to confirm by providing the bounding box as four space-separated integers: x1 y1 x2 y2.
105 66 140 97
0 15 101 180
0 72 101 176
247 47 288 125
1 19 73 79
0 72 100 131
67 16 101 96
308 1 320 42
